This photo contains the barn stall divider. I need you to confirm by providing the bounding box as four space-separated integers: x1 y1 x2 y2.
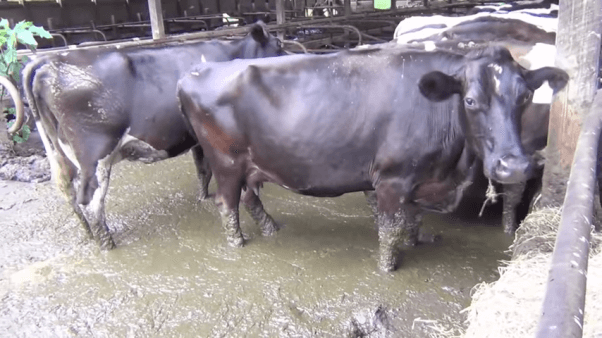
535 90 602 338
3 0 491 51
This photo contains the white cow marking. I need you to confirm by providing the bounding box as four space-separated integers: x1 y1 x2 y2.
393 7 558 43
493 75 501 93
424 41 436 51
488 63 503 74
36 122 62 184
532 82 554 104
58 137 81 171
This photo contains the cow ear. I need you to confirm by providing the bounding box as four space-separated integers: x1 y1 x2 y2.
250 22 270 44
418 71 462 102
525 67 569 93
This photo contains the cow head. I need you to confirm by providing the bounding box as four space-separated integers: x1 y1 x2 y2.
241 21 286 58
418 46 568 184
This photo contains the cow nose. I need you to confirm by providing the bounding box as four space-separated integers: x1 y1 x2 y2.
494 155 532 184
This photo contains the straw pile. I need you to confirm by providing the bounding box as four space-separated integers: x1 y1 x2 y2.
432 207 602 338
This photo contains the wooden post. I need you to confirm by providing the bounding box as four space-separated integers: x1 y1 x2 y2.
344 0 351 17
276 0 285 40
539 0 602 207
148 0 165 40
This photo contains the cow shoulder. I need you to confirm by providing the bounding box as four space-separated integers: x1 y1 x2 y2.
229 64 282 109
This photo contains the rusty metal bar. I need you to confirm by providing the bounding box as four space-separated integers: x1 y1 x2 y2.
16 1 484 58
282 39 308 53
50 33 68 47
292 24 362 45
536 89 602 338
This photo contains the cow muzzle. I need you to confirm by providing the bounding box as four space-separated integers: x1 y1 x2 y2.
489 154 532 184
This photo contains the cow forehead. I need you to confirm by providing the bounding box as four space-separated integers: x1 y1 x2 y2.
464 59 526 96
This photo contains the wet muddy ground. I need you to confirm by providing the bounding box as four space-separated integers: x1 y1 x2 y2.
0 154 513 337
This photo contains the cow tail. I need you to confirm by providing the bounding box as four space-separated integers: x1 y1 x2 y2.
21 56 66 187
0 75 24 134
21 57 47 123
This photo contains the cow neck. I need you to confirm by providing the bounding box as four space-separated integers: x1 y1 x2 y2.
430 51 468 151
227 37 254 59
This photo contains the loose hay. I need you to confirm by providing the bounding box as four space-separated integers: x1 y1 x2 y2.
430 207 602 338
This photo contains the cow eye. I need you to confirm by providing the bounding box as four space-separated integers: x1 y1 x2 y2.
465 97 476 107
517 91 533 105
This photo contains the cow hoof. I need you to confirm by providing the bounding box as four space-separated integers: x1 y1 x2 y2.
404 231 440 246
99 237 116 250
418 232 440 243
261 218 281 236
199 193 215 202
378 260 397 273
378 252 398 272
503 225 517 235
227 236 245 248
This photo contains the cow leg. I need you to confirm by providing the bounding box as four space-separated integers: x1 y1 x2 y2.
62 157 94 239
374 179 420 272
502 181 526 234
77 155 116 250
241 187 279 236
363 190 378 219
191 145 212 200
36 122 94 239
63 129 121 250
215 176 245 247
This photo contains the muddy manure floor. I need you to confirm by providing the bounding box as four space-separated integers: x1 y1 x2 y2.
1 155 517 337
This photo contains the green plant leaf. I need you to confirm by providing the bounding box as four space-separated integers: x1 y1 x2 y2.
3 48 16 65
20 125 31 141
16 30 38 47
10 124 30 143
0 19 9 30
7 107 16 115
12 134 24 143
7 32 16 48
8 62 23 84
13 21 32 33
28 25 52 39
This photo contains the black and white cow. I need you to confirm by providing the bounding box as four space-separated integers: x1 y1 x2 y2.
14 22 284 250
177 46 568 271
392 8 560 233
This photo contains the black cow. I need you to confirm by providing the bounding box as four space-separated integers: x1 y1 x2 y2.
393 13 559 234
16 22 284 250
177 46 568 271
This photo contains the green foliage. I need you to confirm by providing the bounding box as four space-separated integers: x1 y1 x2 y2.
0 18 51 83
4 107 30 143
1 18 51 143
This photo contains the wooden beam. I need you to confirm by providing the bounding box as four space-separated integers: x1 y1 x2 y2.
344 0 352 17
539 0 602 207
276 0 285 40
147 0 165 40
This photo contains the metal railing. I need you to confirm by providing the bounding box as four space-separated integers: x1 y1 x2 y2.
536 89 602 338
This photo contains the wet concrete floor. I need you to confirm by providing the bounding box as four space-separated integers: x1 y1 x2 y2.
0 154 513 337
